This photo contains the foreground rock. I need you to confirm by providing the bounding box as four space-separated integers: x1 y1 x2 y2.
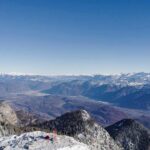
106 119 150 150
0 131 89 150
0 121 19 137
0 101 19 125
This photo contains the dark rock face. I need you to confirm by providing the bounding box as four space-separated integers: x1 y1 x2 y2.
35 110 95 136
106 119 150 150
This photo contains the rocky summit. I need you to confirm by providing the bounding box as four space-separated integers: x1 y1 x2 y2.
34 110 122 150
106 119 150 150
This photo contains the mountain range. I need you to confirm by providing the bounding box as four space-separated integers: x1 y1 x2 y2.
0 73 150 128
0 73 150 149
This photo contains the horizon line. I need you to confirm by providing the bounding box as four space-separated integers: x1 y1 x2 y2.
0 72 149 77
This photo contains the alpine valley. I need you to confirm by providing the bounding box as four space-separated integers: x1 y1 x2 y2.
0 73 150 150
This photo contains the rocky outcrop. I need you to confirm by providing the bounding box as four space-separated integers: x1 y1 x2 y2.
0 121 21 137
35 110 122 150
0 131 90 150
106 119 150 150
0 101 19 125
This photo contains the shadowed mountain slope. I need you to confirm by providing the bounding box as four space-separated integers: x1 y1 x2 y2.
106 119 150 150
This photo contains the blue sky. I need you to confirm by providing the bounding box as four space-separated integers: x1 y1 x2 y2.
0 0 150 75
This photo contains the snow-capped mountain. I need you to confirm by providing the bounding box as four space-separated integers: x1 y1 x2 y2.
0 72 150 98
0 72 150 86
42 76 150 110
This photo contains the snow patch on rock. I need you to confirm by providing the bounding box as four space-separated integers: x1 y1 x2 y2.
81 110 91 121
0 131 89 150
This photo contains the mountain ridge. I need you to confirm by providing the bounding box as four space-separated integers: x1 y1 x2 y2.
0 109 149 150
106 119 150 150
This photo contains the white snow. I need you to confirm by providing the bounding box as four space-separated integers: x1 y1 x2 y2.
117 122 123 127
81 110 91 121
0 131 89 150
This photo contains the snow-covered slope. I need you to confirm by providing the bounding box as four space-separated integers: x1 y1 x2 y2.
0 131 89 150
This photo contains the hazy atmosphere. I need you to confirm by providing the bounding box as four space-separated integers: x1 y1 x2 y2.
0 0 150 75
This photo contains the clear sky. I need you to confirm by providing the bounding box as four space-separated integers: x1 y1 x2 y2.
0 0 150 75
